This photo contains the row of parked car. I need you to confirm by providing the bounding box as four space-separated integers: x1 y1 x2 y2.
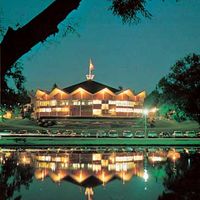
1 129 199 138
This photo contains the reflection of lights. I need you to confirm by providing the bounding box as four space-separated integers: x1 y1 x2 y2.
92 154 102 161
184 148 189 154
50 163 56 171
0 156 4 164
101 159 108 167
143 169 149 182
188 158 191 168
79 170 83 182
5 152 11 158
85 187 94 200
62 156 69 163
102 171 105 186
20 156 31 165
148 156 166 163
167 149 180 161
133 155 144 161
116 156 134 162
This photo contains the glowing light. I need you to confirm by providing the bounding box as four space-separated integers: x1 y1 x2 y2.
167 149 180 161
3 111 12 119
150 107 158 113
143 109 149 115
143 169 149 182
85 187 94 200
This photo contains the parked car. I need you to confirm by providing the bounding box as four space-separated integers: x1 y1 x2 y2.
31 129 41 134
148 131 158 138
134 131 145 138
63 130 75 136
0 130 13 135
69 131 77 137
108 130 118 137
96 130 107 137
172 131 184 138
18 130 28 134
159 131 171 138
81 130 91 137
197 132 200 138
185 130 196 138
122 130 133 138
39 129 51 135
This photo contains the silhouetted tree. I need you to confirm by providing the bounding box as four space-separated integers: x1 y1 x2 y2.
52 83 58 90
158 153 200 200
146 53 200 123
158 54 200 123
1 62 30 106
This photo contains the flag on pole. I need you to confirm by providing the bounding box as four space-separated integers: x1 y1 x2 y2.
89 59 94 71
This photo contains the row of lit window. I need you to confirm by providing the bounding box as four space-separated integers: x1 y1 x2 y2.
37 100 135 107
37 100 95 107
37 107 69 112
37 108 143 114
109 100 135 107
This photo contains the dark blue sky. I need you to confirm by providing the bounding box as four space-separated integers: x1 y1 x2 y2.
1 0 200 93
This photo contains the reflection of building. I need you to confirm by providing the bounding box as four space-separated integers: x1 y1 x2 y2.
0 148 182 200
34 60 146 119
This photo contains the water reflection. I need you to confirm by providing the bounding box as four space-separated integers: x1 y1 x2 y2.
0 147 200 200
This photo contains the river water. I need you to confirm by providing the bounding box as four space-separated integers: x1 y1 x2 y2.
0 146 200 200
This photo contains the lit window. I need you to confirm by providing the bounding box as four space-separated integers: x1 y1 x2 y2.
50 100 57 106
87 101 93 105
93 109 102 116
39 101 50 106
102 104 109 110
116 108 133 113
61 107 69 112
72 100 81 105
39 108 51 112
57 100 69 106
108 100 116 105
93 100 102 104
116 101 134 107
52 107 61 112
133 109 143 113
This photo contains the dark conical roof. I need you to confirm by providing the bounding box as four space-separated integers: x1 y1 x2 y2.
63 80 120 94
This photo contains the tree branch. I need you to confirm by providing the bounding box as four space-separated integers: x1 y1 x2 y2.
0 0 81 78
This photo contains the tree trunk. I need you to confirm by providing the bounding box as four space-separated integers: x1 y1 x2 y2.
0 0 82 79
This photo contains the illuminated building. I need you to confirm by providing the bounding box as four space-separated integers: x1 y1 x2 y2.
34 60 146 118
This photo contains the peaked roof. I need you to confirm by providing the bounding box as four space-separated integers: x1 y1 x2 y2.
63 80 120 94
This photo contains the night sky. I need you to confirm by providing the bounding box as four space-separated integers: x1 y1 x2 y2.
1 0 200 94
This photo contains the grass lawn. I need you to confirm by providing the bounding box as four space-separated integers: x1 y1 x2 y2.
0 118 199 134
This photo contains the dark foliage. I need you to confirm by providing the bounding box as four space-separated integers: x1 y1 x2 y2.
158 153 200 200
1 62 30 106
145 53 200 123
110 0 151 23
0 154 34 200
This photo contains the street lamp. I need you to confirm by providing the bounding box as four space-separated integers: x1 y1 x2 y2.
143 109 149 138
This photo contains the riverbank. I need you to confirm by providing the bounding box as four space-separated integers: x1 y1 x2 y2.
1 135 200 147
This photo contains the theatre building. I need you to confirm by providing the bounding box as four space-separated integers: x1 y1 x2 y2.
34 60 146 119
